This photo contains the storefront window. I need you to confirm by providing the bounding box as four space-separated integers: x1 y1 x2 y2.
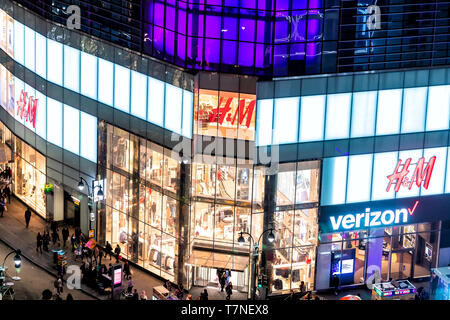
193 156 216 199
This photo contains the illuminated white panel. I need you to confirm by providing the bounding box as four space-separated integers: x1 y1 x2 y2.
46 98 62 147
98 58 114 106
376 89 402 135
325 93 351 140
80 111 97 162
446 147 450 194
14 77 24 124
47 39 63 86
24 26 35 72
80 52 97 99
14 21 24 65
299 95 325 142
34 90 46 139
321 156 348 205
256 99 273 146
371 151 399 201
23 83 36 131
64 46 80 93
114 64 130 113
421 147 447 196
182 90 193 138
396 149 423 199
401 87 427 133
346 154 373 203
147 77 165 126
426 85 450 131
351 91 377 138
130 71 147 120
35 33 46 78
273 97 299 144
63 104 80 155
164 84 182 135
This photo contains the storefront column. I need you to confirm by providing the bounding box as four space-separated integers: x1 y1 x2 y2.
52 184 64 222
80 196 89 236
260 165 278 298
177 161 190 287
129 134 140 264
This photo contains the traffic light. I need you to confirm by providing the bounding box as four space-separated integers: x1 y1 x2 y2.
258 274 268 288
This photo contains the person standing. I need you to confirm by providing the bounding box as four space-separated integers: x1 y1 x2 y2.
140 290 148 300
36 232 43 254
62 227 69 248
105 241 113 260
123 261 131 280
25 207 32 228
332 274 340 296
127 276 134 293
3 185 10 204
43 231 50 252
225 281 233 300
114 244 121 263
0 197 5 217
200 288 208 300
220 272 226 292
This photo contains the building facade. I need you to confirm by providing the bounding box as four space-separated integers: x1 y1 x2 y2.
0 0 449 297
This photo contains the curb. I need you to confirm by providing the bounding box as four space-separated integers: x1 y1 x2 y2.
0 236 100 300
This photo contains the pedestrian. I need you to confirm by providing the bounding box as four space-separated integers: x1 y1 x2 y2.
123 261 131 280
70 234 76 253
140 290 148 300
0 197 5 217
225 281 233 300
25 207 32 228
66 293 74 301
36 232 43 254
54 277 61 294
43 232 50 252
114 244 121 263
163 280 171 291
200 288 208 300
3 184 10 203
186 294 192 300
127 276 134 293
42 289 52 300
332 274 340 296
299 280 306 298
132 289 139 300
62 227 69 248
105 241 113 260
220 272 226 292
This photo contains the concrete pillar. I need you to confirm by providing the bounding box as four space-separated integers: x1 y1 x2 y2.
53 184 64 222
80 196 89 236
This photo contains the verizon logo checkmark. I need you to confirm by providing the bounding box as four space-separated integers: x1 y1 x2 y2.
408 200 419 216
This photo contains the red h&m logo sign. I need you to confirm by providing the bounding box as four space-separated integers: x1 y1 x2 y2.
16 90 38 128
386 156 436 193
202 97 256 128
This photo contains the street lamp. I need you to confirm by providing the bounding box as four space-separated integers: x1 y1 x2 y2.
237 227 275 300
2 249 21 281
78 177 104 235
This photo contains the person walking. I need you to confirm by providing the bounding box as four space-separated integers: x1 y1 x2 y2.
140 290 148 300
3 184 10 204
43 231 50 252
200 289 208 300
25 207 32 228
219 272 226 292
132 289 139 300
70 234 76 253
36 232 43 254
105 241 113 260
332 274 340 296
127 276 134 294
62 227 69 248
52 227 60 247
123 261 131 280
114 244 121 263
225 281 233 300
66 293 74 301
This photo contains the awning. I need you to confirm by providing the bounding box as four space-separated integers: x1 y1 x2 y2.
186 250 250 272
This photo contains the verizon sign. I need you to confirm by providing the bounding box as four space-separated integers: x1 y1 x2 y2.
386 156 436 193
16 89 38 128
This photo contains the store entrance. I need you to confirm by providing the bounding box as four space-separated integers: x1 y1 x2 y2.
389 250 413 280
64 191 80 227
192 266 248 292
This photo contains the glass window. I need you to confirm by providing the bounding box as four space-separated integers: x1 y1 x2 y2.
162 195 178 237
163 150 179 194
421 147 447 196
216 163 236 200
80 52 97 99
165 84 182 135
236 160 253 202
256 99 273 146
182 90 193 138
144 142 164 187
13 21 24 65
34 90 46 139
376 89 402 135
47 39 63 86
193 201 214 243
299 95 325 142
24 26 35 72
371 151 398 201
273 97 299 144
351 91 377 138
46 98 62 147
114 64 130 113
214 204 234 245
14 77 24 125
346 154 373 203
276 163 296 207
80 111 97 162
401 87 427 133
35 33 46 78
98 58 114 106
321 156 348 205
63 46 80 92
130 71 147 120
325 93 351 140
296 161 320 204
426 85 450 131
147 77 165 126
193 156 216 199
63 104 80 155
23 84 35 131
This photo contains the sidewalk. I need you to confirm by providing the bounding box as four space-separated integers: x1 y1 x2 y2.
0 196 163 300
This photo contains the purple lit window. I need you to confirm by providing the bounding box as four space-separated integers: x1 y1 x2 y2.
166 1 176 31
154 1 165 27
221 40 237 66
165 30 175 58
224 0 239 7
274 11 289 43
205 11 221 38
238 42 254 67
293 0 308 10
204 38 220 69
240 0 257 9
177 34 186 61
177 5 187 34
239 10 256 42
153 26 164 55
273 44 288 76
222 15 238 40
276 0 290 11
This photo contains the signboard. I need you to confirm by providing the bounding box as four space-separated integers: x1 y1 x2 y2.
16 89 38 128
113 267 122 286
387 156 436 193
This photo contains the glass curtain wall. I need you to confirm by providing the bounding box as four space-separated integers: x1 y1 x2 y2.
98 123 180 282
270 160 320 294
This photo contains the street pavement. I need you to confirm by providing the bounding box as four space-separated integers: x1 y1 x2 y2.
0 241 93 300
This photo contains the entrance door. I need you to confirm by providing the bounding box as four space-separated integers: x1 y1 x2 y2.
390 250 413 280
191 266 248 292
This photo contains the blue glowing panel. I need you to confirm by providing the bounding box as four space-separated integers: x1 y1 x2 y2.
130 71 147 120
164 84 182 135
114 64 130 113
63 104 80 155
325 93 351 140
321 156 348 205
13 21 24 65
34 90 46 139
147 77 165 127
98 58 114 106
256 99 274 146
182 90 193 139
80 52 97 100
351 91 377 138
371 151 398 201
401 87 427 134
426 85 450 131
346 154 373 203
446 147 450 194
80 111 98 162
421 147 447 196
376 89 402 136
46 98 62 147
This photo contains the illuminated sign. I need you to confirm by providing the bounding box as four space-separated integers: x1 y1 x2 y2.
200 96 256 128
386 156 436 193
329 207 409 231
16 89 38 128
113 268 122 285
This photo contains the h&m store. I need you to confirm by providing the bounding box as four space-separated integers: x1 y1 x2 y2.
0 0 449 297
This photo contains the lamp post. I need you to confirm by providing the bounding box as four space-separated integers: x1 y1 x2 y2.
78 177 104 234
238 228 275 300
2 249 22 281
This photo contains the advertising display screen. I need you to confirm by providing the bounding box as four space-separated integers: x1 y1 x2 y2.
113 268 122 285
